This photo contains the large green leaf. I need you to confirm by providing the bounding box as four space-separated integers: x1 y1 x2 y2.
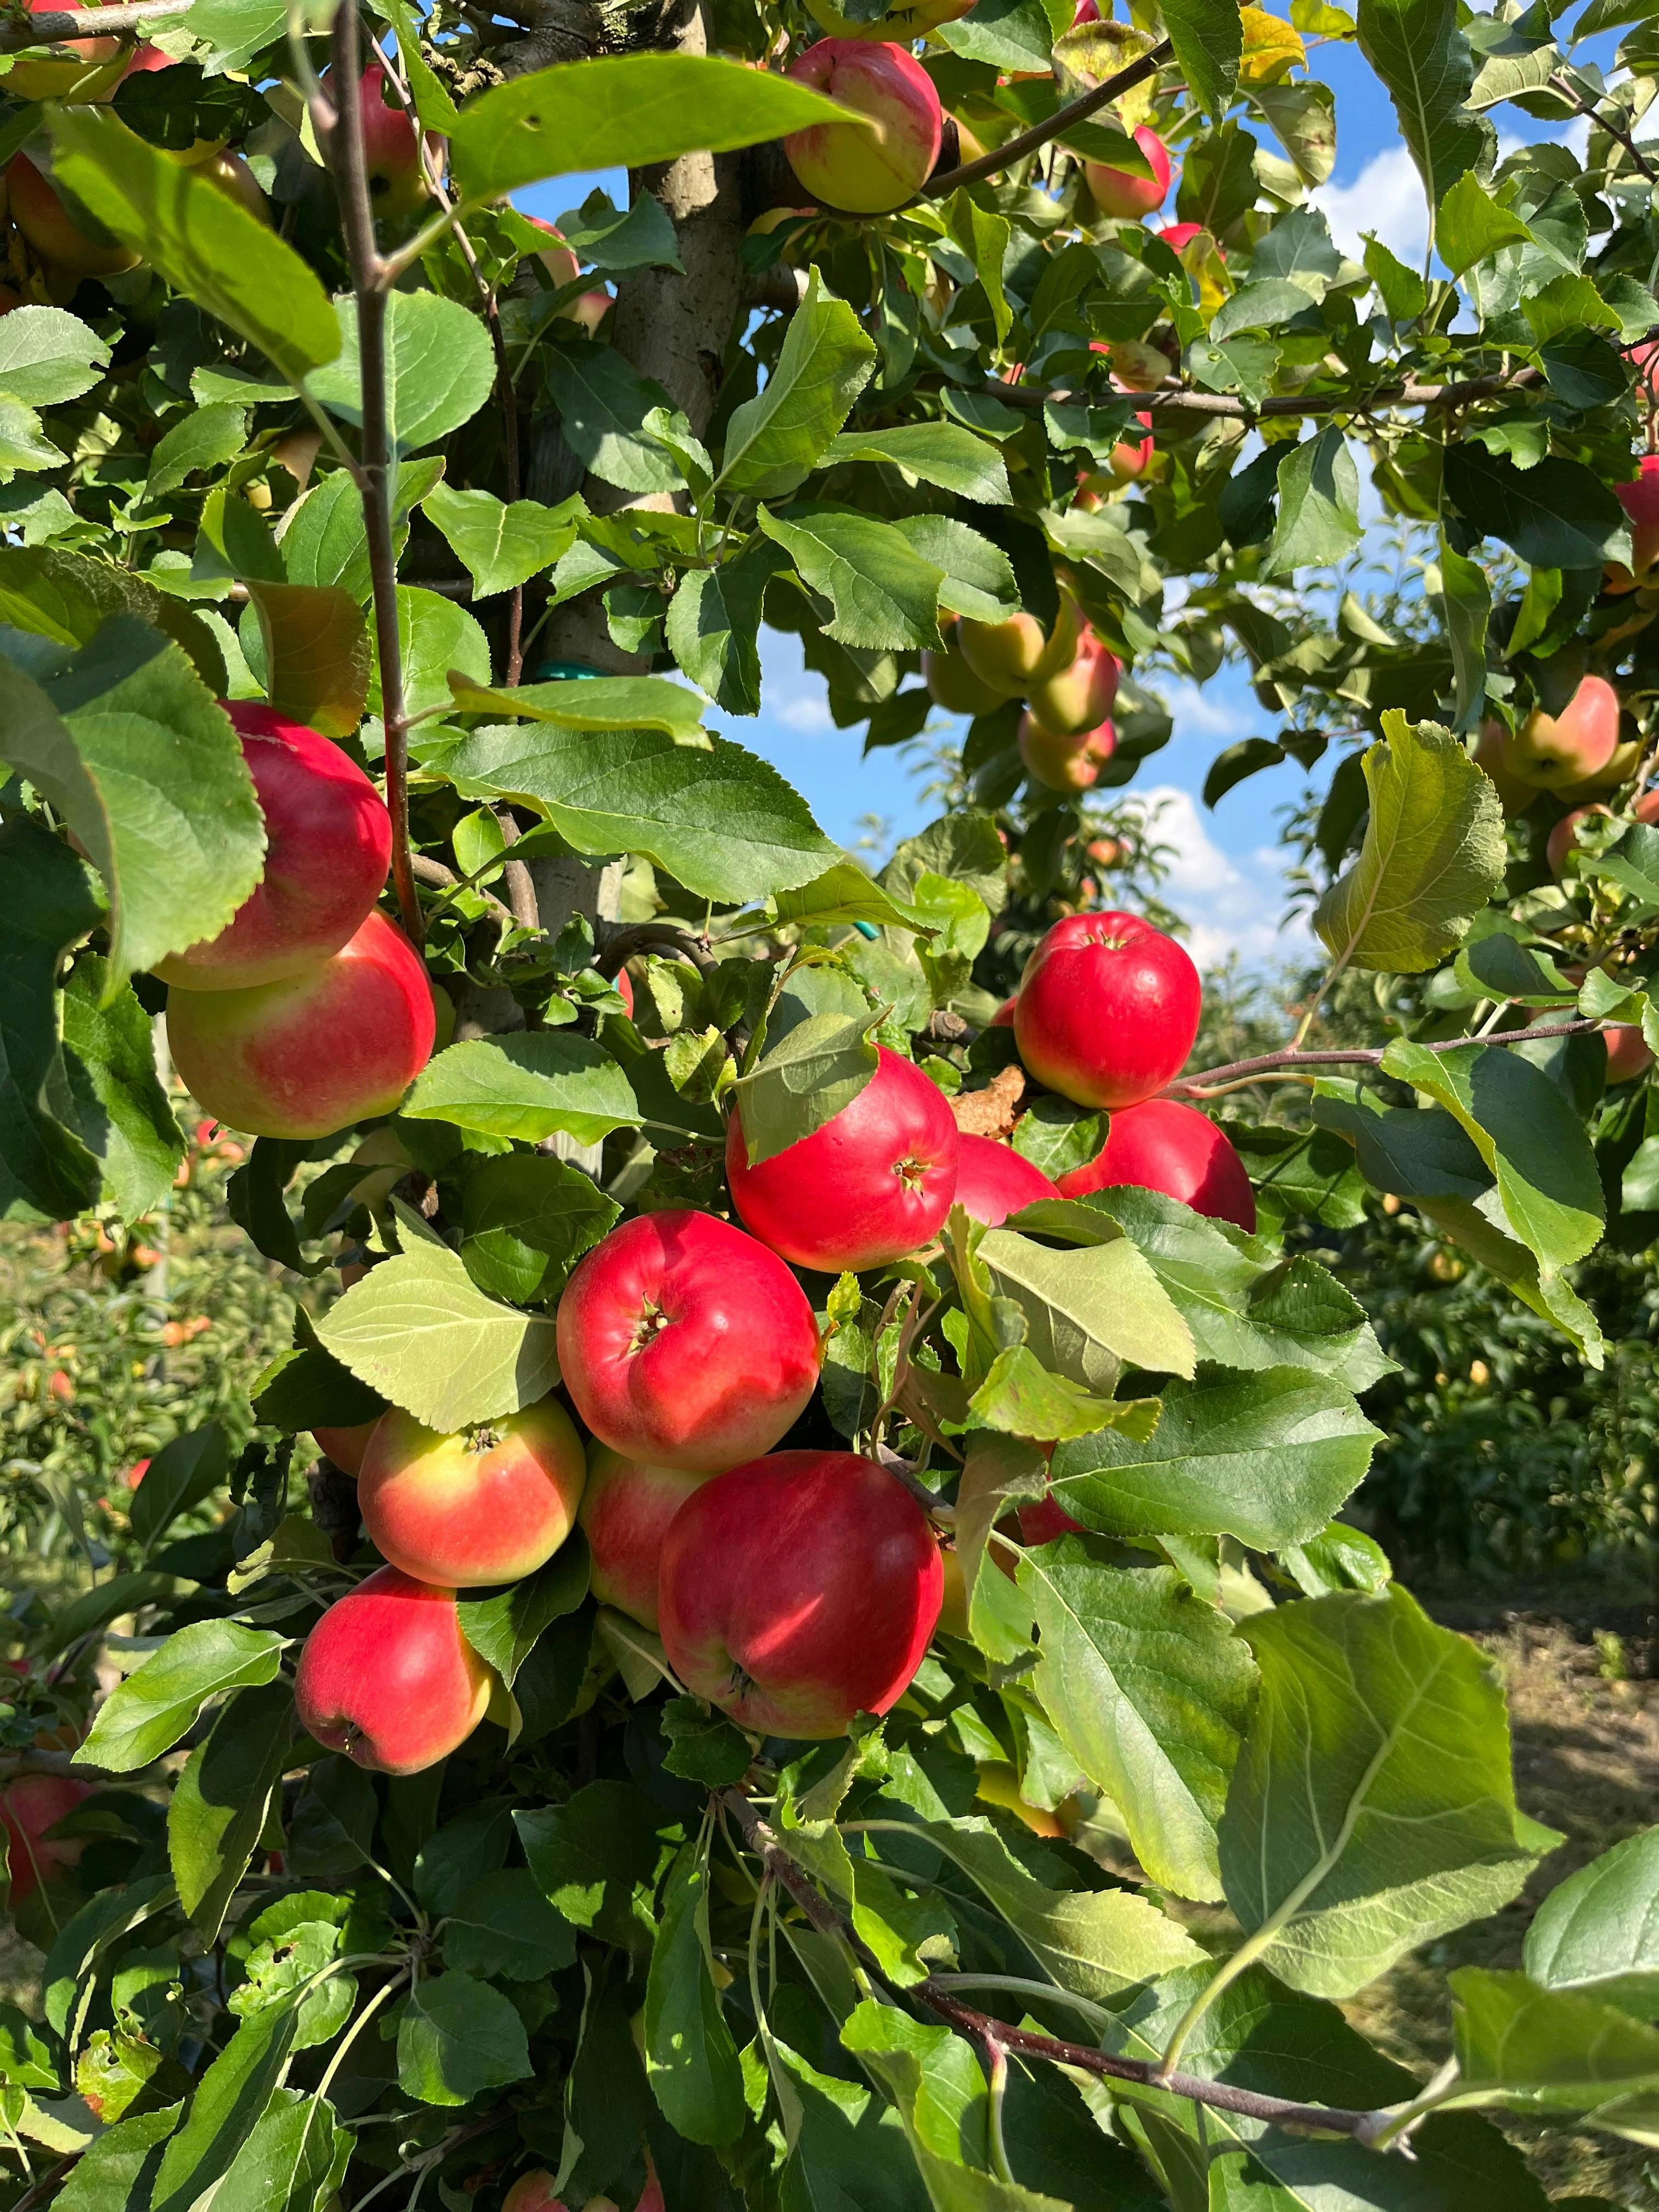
1217 1585 1551 1998
459 1152 619 1303
245 580 370 741
404 1035 640 1146
645 1836 746 2147
397 1973 533 2105
718 272 877 500
540 340 685 497
1355 0 1491 224
1263 426 1363 578
1164 0 1244 119
1443 446 1630 570
732 1010 879 1167
0 305 109 406
166 1679 293 1944
1523 1827 1659 2019
758 505 945 652
821 423 1012 505
447 53 866 200
307 292 495 455
47 110 338 386
425 486 579 599
76 1620 284 1775
0 814 101 1224
976 1224 1196 1389
445 671 705 736
1019 1543 1256 1901
1451 1967 1659 2132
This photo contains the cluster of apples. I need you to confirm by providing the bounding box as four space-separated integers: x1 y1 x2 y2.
924 595 1122 793
161 702 437 1141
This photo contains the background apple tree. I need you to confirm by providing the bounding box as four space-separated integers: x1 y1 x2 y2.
3 0 1659 2204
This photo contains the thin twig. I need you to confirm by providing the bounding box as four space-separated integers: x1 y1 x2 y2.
1163 1018 1605 1098
1551 69 1658 185
0 0 188 44
913 38 1173 203
986 368 1543 423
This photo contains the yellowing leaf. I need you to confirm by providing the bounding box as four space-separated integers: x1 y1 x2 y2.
1240 4 1306 81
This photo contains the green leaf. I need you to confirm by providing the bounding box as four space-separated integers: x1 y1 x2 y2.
768 858 930 935
445 671 706 737
397 1973 533 2106
0 618 264 998
425 486 578 599
279 458 441 601
0 813 101 1224
1263 426 1362 578
307 292 495 455
317 1235 562 1430
428 720 839 904
459 1150 619 1303
147 2017 300 2209
1380 1039 1604 1269
1524 1827 1659 2018
77 1619 283 1775
129 1424 230 1551
719 271 876 500
144 400 247 504
968 1344 1136 1443
0 305 109 405
441 1867 579 1979
940 0 1058 73
1436 169 1532 274
0 397 61 473
1355 0 1490 223
47 110 339 387
371 586 490 719
645 1835 747 2146
758 505 945 652
1452 1967 1659 2123
61 952 185 1218
732 1010 880 1167
448 52 866 201
1019 1544 1256 1900
665 546 774 718
245 581 370 742
404 1034 641 1146
660 1697 753 1787
1050 1364 1379 1551
946 189 1013 349
552 185 683 272
1364 234 1428 320
541 340 686 496
1313 710 1505 975
515 1778 664 1944
207 2090 349 2212
456 1537 590 1686
167 1680 293 1944
1443 446 1629 571
976 1223 1196 1389
822 423 1012 505
1218 1585 1551 1998
53 2102 180 2212
898 517 1019 625
1164 0 1245 119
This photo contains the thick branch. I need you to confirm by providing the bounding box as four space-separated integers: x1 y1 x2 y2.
989 368 1542 422
915 38 1173 202
1164 1018 1605 1098
0 0 188 43
596 920 717 977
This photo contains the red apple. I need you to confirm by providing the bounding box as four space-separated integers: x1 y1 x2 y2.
1085 126 1172 219
1499 676 1621 791
953 1134 1058 1226
167 908 436 1139
1159 221 1217 256
524 219 612 334
357 61 429 219
3 0 128 101
784 40 943 215
6 152 139 278
578 1445 714 1630
657 1450 943 1738
1019 712 1116 791
1605 1026 1654 1084
1617 453 1659 529
357 1399 586 1588
1605 462 1659 595
1547 803 1611 880
503 2177 566 2212
1 1775 93 1902
556 1210 821 1472
1024 629 1120 737
1015 912 1201 1110
1056 1097 1255 1231
725 1046 960 1272
990 996 1018 1027
959 597 1080 695
1016 1491 1083 1544
294 1565 491 1774
154 702 392 991
312 1422 377 1477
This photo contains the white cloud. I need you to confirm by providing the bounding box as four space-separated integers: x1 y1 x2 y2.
775 692 835 733
1313 143 1429 266
1133 785 1311 972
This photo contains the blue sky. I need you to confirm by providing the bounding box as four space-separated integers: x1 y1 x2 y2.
514 12 1607 966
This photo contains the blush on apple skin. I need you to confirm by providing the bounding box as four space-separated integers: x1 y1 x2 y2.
311 1421 379 1478
1084 126 1172 221
1056 1097 1256 1232
1024 628 1120 737
578 1444 715 1630
0 1774 93 1903
1018 712 1116 792
953 1133 1059 1227
725 1047 960 1273
1014 912 1202 1111
294 1566 492 1775
1497 675 1622 791
783 40 943 215
658 1449 944 1739
557 1210 821 1473
358 1399 587 1588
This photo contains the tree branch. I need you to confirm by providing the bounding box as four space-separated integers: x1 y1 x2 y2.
1164 1018 1606 1098
0 0 188 44
986 368 1543 422
915 38 1173 203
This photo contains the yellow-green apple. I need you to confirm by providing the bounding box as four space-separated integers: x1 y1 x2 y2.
725 1046 959 1271
1499 675 1621 790
578 1444 714 1630
3 0 129 101
6 151 139 278
1019 711 1116 791
293 1565 491 1774
1056 1097 1255 1230
958 595 1080 694
1025 630 1120 735
556 1210 821 1472
953 1133 1057 1226
1558 738 1641 802
166 909 436 1139
806 0 973 37
1 1775 92 1901
1472 718 1537 819
1546 803 1611 880
1605 1025 1654 1084
657 1450 943 1737
155 702 392 991
1015 912 1201 1109
923 623 1006 716
1085 126 1171 219
312 1421 378 1477
357 1399 586 1588
784 40 943 215
199 149 269 223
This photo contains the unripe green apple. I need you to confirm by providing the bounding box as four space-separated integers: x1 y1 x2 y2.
959 595 1079 694
1499 675 1621 791
783 40 943 216
198 150 269 224
923 628 1006 715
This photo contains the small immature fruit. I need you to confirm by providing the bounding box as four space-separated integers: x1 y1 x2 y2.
1015 912 1202 1110
784 40 943 216
1024 629 1120 737
312 1421 378 1477
959 597 1079 694
1056 1097 1256 1231
725 1046 960 1272
358 1400 586 1588
6 151 139 278
166 908 436 1139
1018 711 1115 791
3 0 128 101
578 1445 714 1630
294 1566 492 1774
0 1775 93 1903
1085 126 1172 220
154 701 392 991
658 1449 944 1737
557 1210 821 1471
953 1133 1058 1226
1499 675 1621 791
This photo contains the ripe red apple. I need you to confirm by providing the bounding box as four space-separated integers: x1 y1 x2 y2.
166 909 436 1139
294 1565 491 1774
1024 629 1120 737
6 152 139 278
312 1421 377 1477
3 0 128 101
154 702 392 991
1499 675 1621 791
557 1210 821 1471
1015 912 1201 1110
357 61 430 219
1056 1097 1256 1231
358 1399 586 1588
657 1450 943 1737
579 1446 713 1630
1 1775 93 1902
1085 126 1172 220
959 597 1080 695
1618 453 1659 530
923 626 1006 716
1546 803 1611 880
953 1134 1058 1226
503 2176 566 2212
784 40 943 215
1018 711 1116 791
1605 1025 1654 1084
1159 221 1220 257
725 1046 959 1272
